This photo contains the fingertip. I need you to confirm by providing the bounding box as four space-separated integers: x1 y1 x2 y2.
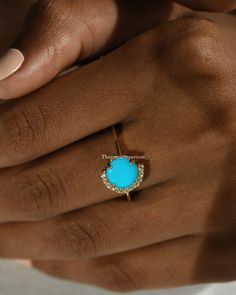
0 48 24 82
0 48 26 100
0 49 58 100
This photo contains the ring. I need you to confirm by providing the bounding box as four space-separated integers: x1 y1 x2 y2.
101 126 145 201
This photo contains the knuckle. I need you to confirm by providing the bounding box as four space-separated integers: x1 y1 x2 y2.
54 213 104 258
0 104 46 164
162 18 229 79
92 258 140 292
10 166 63 220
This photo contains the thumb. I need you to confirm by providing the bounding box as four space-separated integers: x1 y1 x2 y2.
0 0 176 99
0 0 82 99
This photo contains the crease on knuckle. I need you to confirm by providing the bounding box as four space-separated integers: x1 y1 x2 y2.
12 166 63 219
54 212 104 258
1 104 46 162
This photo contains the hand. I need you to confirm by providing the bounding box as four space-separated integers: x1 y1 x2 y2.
0 0 184 99
1 0 235 99
0 11 235 291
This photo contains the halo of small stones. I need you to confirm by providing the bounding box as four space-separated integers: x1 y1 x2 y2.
101 163 144 194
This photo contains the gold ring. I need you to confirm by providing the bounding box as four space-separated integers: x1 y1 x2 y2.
101 126 144 201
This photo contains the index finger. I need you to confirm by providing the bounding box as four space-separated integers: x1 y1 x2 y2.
0 36 142 168
0 0 172 99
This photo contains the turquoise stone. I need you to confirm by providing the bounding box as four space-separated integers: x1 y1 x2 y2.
105 157 139 189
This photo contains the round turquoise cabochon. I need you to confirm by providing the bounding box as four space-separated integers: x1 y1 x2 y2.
105 157 139 189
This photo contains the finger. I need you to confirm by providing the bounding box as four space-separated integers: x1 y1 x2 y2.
0 42 137 168
0 16 171 169
0 183 217 260
33 236 236 292
0 124 168 222
0 129 115 222
0 0 174 99
175 0 236 11
0 15 202 169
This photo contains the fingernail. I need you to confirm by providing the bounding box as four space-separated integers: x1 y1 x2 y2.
0 48 24 81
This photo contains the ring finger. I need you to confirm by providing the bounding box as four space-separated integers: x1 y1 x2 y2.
0 121 171 222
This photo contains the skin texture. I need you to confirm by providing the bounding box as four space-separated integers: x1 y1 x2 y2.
0 6 236 291
0 0 235 99
0 0 186 99
175 0 236 11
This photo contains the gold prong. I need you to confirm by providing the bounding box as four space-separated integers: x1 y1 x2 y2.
112 125 122 156
126 192 131 202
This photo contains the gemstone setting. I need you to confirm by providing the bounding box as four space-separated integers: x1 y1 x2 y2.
101 156 144 194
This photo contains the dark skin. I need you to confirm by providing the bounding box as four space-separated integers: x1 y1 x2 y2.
1 0 236 99
0 0 236 292
176 0 236 11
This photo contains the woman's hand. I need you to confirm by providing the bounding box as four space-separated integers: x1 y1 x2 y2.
0 12 235 291
0 0 235 99
0 0 183 99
